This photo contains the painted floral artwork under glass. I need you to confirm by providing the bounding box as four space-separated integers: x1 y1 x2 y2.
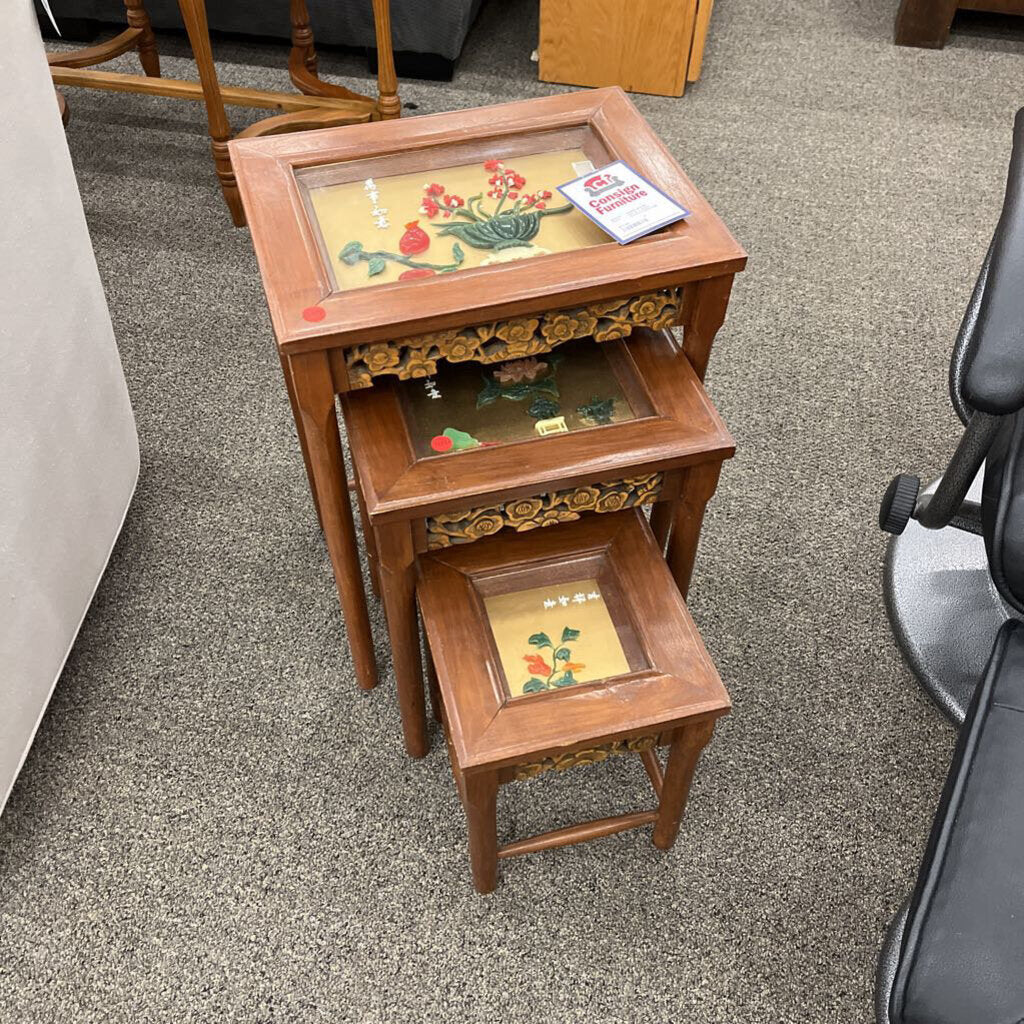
305 149 610 291
482 578 634 699
399 338 643 459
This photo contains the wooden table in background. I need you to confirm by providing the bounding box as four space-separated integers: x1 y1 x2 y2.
538 0 715 97
895 0 1024 46
47 0 399 225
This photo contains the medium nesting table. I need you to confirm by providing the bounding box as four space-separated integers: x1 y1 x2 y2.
230 87 746 756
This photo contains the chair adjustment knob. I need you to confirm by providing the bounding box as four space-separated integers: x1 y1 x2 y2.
879 474 920 535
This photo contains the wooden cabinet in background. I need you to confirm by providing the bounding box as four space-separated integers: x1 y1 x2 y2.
538 0 715 98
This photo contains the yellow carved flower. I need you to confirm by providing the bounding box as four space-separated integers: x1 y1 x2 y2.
415 329 460 351
497 318 540 345
563 485 601 512
629 293 671 323
502 335 547 360
593 320 632 342
347 367 374 390
443 334 480 362
464 512 506 540
401 350 438 378
519 508 579 531
363 343 401 373
540 311 596 344
595 490 629 513
505 497 545 525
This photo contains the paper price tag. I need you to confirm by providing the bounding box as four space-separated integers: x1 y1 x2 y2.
556 160 689 245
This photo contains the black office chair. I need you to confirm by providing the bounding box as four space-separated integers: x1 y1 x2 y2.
880 108 1024 724
875 112 1024 1024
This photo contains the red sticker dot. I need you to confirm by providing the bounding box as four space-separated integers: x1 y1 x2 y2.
430 435 454 453
302 305 326 323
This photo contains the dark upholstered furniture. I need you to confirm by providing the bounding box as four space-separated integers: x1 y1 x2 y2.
880 109 1024 720
47 0 484 72
877 620 1024 1024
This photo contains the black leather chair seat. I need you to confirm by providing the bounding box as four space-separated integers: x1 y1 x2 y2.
887 619 1024 1024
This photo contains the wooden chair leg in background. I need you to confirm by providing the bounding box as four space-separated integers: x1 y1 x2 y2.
124 0 160 75
55 90 70 126
286 0 400 119
652 720 715 849
177 0 246 226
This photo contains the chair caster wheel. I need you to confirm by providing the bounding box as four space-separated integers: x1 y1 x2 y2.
880 474 920 534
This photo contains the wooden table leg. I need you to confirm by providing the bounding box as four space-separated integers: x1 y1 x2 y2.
124 0 160 76
679 273 734 381
177 0 246 226
278 347 322 530
289 350 379 691
894 0 958 47
464 770 499 893
377 522 428 757
652 719 715 850
665 461 722 600
425 648 442 724
351 468 381 600
649 499 673 553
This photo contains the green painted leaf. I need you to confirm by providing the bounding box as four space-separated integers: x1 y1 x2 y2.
452 242 465 263
577 396 615 425
528 632 552 649
442 427 479 451
339 241 363 264
522 678 546 694
553 672 576 688
553 647 570 662
367 257 387 276
561 627 581 643
476 377 503 409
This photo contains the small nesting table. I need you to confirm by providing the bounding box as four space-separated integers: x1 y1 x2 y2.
418 510 731 892
230 87 746 754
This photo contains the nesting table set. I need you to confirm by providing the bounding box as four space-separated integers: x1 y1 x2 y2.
231 88 746 891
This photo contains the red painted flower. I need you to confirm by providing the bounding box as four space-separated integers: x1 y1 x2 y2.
535 201 546 209
399 268 436 280
524 653 552 677
507 192 518 201
425 182 445 196
420 198 440 218
445 194 465 208
430 434 454 452
483 159 503 172
540 190 552 199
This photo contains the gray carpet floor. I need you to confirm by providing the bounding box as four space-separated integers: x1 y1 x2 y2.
4 1 1024 1021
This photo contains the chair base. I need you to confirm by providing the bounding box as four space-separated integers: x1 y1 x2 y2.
883 473 1019 725
875 900 908 1024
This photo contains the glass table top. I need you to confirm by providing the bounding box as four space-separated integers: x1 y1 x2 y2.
398 337 648 459
483 577 633 699
305 148 610 292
